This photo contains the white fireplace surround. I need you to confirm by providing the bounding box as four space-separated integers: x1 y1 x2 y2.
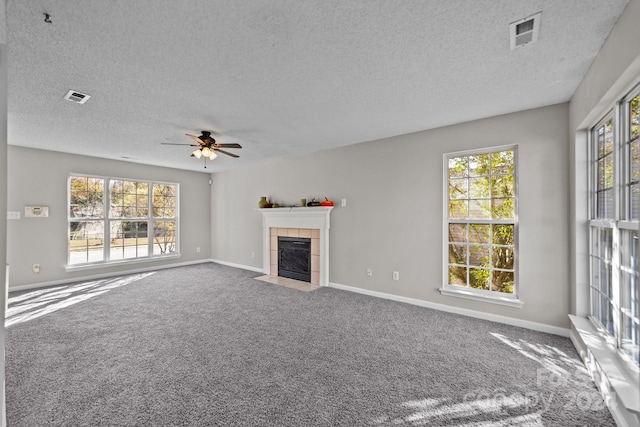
260 207 333 286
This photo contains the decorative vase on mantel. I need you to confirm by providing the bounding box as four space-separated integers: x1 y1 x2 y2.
258 196 268 208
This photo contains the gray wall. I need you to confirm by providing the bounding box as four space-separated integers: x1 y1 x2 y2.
212 103 571 329
6 146 212 288
569 0 640 316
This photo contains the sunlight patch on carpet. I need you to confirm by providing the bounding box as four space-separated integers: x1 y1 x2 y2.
6 272 155 327
371 397 544 426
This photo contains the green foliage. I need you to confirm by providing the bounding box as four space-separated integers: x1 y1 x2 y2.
153 184 177 218
594 118 625 219
469 268 489 290
630 96 639 220
492 270 514 293
69 176 104 219
151 184 177 254
110 180 149 218
448 150 515 220
448 222 516 294
447 149 516 294
469 224 490 243
631 95 639 141
69 176 178 263
448 266 467 286
493 224 514 245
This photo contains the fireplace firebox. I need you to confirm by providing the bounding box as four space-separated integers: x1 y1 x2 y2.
278 236 311 282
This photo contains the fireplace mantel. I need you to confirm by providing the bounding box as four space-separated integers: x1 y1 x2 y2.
260 207 333 286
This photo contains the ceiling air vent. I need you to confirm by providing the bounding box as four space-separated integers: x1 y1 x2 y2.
64 90 91 104
509 12 541 50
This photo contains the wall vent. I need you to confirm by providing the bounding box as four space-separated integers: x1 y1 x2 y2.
509 12 541 50
64 90 91 104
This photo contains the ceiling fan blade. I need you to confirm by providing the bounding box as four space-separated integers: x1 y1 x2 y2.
161 142 198 146
214 148 240 158
186 134 205 145
214 143 243 149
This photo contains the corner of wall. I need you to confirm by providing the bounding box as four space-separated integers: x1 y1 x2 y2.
568 0 640 317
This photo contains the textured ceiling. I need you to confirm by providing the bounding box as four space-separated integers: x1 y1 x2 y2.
7 0 629 173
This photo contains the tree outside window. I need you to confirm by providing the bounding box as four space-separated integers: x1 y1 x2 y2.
68 176 178 266
445 148 517 296
588 86 639 368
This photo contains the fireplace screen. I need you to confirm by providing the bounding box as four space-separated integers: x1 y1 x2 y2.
277 236 311 282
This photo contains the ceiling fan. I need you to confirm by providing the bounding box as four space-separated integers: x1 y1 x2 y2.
162 131 242 167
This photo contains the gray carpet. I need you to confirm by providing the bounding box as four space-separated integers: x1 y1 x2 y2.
6 263 616 426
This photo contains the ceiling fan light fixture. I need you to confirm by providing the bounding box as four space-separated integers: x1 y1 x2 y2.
161 130 242 168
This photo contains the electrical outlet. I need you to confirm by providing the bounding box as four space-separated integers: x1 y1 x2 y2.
251 251 255 258
196 247 201 253
367 268 372 277
7 211 20 220
33 264 40 274
392 271 399 281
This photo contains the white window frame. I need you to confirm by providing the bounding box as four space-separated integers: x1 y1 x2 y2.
440 145 521 308
67 174 180 270
588 84 640 370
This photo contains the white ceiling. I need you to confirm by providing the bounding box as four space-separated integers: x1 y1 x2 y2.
7 0 629 173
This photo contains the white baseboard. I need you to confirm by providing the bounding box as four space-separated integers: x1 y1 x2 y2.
209 259 265 273
328 282 570 337
11 259 263 293
9 259 213 293
11 262 568 338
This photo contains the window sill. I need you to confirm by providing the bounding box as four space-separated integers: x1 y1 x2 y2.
439 287 523 308
65 254 182 272
568 315 640 416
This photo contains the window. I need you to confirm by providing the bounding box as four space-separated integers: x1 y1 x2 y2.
69 175 178 266
443 146 518 304
588 84 639 368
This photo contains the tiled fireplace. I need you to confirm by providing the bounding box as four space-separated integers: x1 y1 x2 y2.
259 207 333 286
271 228 319 284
